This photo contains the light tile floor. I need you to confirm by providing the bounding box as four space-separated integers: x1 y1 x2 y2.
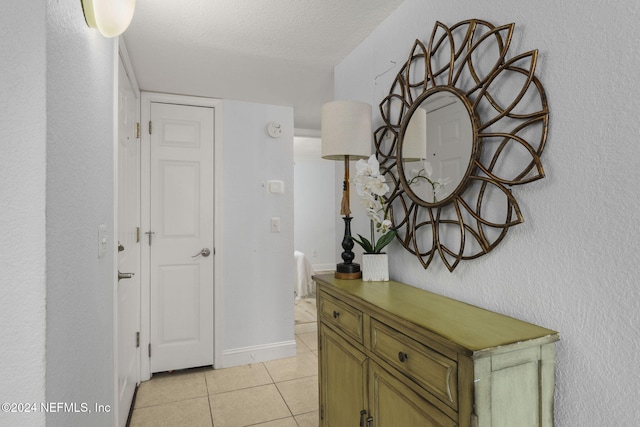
129 298 319 427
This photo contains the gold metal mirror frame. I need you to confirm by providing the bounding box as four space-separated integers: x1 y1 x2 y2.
376 19 549 271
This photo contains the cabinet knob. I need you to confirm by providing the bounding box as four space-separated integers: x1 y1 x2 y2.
359 410 367 427
333 310 340 319
398 351 409 363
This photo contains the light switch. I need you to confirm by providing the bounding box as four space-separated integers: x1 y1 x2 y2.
98 224 108 258
267 180 284 194
270 217 281 233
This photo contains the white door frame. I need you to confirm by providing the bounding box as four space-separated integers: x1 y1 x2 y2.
114 38 141 425
140 92 224 380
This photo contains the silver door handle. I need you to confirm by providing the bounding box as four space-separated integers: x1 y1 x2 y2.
118 271 135 281
192 248 211 258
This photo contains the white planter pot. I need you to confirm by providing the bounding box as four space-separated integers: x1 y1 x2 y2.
362 253 389 281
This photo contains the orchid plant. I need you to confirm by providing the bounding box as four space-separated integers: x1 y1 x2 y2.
408 161 451 203
351 155 396 254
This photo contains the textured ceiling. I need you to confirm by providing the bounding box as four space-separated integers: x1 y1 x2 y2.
123 0 404 130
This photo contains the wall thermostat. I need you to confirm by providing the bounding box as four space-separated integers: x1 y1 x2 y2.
267 122 283 138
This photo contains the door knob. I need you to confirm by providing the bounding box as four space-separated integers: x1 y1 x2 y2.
118 271 135 281
192 248 211 258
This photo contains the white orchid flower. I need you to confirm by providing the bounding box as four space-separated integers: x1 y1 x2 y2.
377 219 392 234
354 175 389 198
369 177 389 197
350 154 397 253
359 193 378 210
367 155 381 177
368 208 384 225
355 157 372 177
355 154 382 178
363 196 382 212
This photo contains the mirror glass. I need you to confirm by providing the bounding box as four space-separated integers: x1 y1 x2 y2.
400 90 474 205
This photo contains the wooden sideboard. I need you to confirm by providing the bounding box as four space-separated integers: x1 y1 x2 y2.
314 274 559 427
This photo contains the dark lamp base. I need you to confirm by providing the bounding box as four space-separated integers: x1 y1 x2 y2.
335 262 362 280
335 271 362 280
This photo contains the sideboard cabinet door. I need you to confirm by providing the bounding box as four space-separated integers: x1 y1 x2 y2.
369 360 457 427
319 324 368 426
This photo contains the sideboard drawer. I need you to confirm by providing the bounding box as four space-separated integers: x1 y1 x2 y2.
371 319 458 409
318 291 363 343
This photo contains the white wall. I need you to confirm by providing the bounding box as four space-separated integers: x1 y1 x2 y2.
294 137 336 271
45 3 117 426
221 100 296 367
1 3 117 426
335 0 640 425
0 2 47 426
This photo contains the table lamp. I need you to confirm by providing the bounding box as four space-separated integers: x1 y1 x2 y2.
321 100 372 279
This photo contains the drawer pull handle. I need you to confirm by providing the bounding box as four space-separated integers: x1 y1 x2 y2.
446 366 453 402
398 351 409 363
333 310 340 319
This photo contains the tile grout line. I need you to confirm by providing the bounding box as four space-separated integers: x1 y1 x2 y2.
203 371 215 426
273 379 297 423
134 394 210 410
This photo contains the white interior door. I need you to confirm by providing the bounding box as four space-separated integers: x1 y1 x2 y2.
426 99 473 186
116 58 140 427
149 102 215 373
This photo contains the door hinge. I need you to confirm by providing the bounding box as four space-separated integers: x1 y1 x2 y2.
136 227 140 243
148 343 151 358
148 120 152 135
145 230 156 246
135 122 140 139
136 331 140 348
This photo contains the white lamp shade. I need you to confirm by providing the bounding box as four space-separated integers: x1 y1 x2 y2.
402 107 427 161
82 0 136 38
321 100 372 160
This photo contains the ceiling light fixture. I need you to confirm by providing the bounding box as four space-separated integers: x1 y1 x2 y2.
81 0 136 38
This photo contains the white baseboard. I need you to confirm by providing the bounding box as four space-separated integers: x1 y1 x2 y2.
312 263 335 272
220 340 297 369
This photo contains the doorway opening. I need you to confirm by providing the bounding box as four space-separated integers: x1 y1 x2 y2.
293 132 336 300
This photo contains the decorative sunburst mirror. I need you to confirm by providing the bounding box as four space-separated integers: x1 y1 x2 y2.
376 19 549 271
